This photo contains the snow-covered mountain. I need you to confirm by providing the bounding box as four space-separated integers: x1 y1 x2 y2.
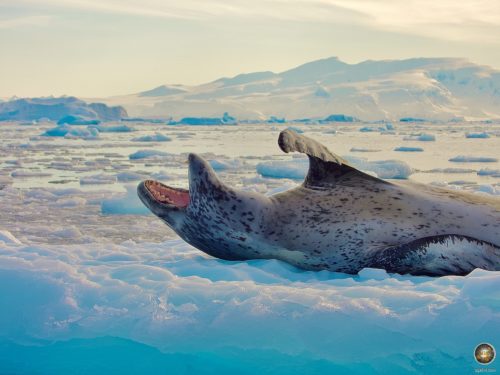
101 57 500 122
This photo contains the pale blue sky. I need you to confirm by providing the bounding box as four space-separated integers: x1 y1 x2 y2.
1 0 499 97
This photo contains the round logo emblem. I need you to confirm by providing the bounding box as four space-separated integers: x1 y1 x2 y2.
474 343 495 365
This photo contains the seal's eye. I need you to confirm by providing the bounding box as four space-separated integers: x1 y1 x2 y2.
145 180 190 208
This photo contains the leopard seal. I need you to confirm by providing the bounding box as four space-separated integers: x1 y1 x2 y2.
137 129 500 276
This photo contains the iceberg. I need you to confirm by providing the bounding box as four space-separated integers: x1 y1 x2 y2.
58 115 100 125
171 112 237 126
268 116 286 124
0 97 126 122
322 114 357 122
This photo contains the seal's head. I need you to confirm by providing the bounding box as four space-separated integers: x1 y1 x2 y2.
138 153 270 260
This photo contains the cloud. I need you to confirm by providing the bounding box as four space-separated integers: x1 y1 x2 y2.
324 0 500 42
6 0 500 43
0 15 52 29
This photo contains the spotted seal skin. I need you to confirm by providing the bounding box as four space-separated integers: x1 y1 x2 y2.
138 129 500 276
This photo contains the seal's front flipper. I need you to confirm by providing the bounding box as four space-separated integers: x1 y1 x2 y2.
278 129 386 189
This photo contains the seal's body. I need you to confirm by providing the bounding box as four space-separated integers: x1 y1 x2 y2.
138 130 500 276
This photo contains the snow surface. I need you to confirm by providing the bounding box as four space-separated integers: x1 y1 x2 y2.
0 120 498 374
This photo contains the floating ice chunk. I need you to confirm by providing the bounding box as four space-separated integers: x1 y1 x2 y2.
42 125 71 137
11 170 52 178
209 159 244 171
465 132 490 139
172 114 235 125
475 184 500 195
101 185 151 215
448 180 475 186
323 114 356 122
65 126 99 139
131 133 171 142
129 150 170 160
359 126 380 132
400 117 426 122
345 156 413 179
449 156 498 163
256 159 308 180
403 133 436 141
350 147 381 152
0 230 21 245
80 174 117 185
427 168 476 174
477 168 500 177
269 116 286 124
42 125 99 139
394 146 424 152
257 156 413 180
90 124 134 133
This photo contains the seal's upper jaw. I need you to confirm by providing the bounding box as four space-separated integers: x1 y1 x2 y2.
188 153 226 197
138 180 190 210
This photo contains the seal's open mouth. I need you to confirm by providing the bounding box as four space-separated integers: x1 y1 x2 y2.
144 180 190 208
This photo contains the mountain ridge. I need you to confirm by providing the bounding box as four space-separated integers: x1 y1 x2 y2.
54 57 500 121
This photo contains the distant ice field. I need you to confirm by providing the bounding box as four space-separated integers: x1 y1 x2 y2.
0 120 499 374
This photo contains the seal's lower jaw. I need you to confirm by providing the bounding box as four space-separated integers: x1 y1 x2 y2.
143 180 190 208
